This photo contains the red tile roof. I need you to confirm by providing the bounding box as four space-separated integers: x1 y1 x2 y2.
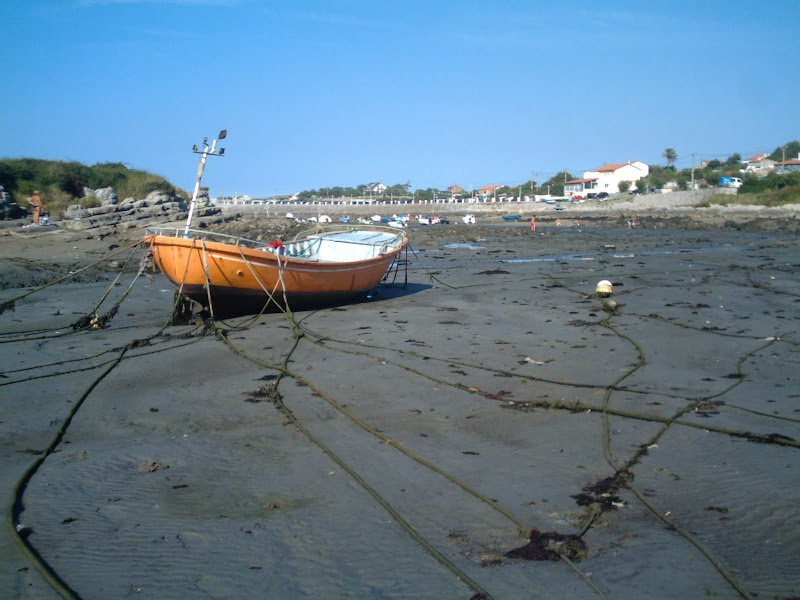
566 178 598 184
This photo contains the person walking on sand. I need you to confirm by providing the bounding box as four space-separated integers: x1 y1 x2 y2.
27 190 43 226
530 215 536 231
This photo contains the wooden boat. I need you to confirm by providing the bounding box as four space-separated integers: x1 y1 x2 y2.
144 130 406 314
146 226 408 313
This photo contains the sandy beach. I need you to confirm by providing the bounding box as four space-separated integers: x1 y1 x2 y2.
1 209 799 599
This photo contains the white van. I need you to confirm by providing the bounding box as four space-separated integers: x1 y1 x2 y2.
720 177 743 188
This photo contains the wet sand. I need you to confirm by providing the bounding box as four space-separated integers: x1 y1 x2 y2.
1 218 799 599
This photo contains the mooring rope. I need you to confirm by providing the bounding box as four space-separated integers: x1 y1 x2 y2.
596 302 758 600
0 240 141 311
214 325 501 600
8 346 129 600
201 246 503 597
5 241 212 600
206 250 607 598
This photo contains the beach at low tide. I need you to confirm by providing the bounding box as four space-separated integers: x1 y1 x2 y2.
1 218 799 599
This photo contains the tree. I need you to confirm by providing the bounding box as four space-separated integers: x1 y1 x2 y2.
769 141 800 162
618 180 631 193
724 153 742 167
662 148 678 169
542 171 575 197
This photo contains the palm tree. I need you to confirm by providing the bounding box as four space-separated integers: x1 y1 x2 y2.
662 148 678 169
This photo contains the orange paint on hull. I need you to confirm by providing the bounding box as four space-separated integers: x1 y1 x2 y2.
146 233 406 311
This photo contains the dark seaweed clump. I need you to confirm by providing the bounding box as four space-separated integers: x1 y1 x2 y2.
504 529 588 561
571 470 633 510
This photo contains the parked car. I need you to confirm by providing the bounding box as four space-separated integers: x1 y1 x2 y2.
595 192 609 199
720 176 743 188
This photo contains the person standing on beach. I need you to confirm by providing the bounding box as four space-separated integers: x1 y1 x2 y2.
530 215 536 231
27 190 43 226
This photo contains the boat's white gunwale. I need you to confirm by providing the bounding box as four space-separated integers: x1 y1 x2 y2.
204 251 397 274
149 234 404 275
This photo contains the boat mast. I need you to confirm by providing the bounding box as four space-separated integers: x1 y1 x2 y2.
184 129 227 236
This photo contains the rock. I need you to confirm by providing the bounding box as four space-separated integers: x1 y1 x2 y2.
64 205 90 220
87 204 119 216
195 188 211 207
94 187 118 206
0 186 27 220
144 190 172 206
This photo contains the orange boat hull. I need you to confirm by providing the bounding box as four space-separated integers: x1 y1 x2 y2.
146 233 406 312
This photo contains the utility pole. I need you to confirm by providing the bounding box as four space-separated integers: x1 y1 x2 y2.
691 153 696 190
783 146 786 173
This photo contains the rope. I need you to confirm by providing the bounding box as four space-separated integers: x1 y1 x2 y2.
6 240 214 599
8 346 129 600
215 326 498 600
0 240 141 311
596 304 758 600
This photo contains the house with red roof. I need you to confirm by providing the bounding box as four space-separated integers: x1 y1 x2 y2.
476 184 503 199
564 161 649 196
744 154 776 174
447 184 465 195
774 158 800 173
745 153 769 164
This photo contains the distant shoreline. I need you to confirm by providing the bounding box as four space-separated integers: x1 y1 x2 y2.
215 189 800 234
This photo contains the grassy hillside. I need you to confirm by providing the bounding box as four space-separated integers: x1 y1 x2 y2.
0 158 186 216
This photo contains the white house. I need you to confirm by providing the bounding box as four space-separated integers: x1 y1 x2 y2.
365 182 388 194
564 161 650 195
744 158 776 175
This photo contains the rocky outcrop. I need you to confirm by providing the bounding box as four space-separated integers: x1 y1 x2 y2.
0 187 27 220
59 188 219 231
94 187 118 206
64 205 91 219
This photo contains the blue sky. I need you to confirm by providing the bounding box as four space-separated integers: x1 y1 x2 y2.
3 1 799 197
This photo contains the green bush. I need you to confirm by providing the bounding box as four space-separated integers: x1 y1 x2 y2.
696 185 800 208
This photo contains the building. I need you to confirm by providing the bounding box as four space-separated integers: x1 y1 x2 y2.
774 158 800 173
447 184 465 195
744 157 776 175
564 161 650 196
476 185 503 198
744 153 768 165
365 182 388 194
